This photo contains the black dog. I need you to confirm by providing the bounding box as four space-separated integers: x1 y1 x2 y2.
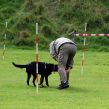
12 61 58 87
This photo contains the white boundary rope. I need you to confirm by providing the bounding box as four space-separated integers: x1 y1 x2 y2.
75 34 109 36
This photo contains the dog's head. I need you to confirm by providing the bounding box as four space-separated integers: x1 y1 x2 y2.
38 62 58 73
53 64 58 72
47 63 58 72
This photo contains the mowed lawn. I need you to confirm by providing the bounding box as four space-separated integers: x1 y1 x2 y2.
0 48 109 109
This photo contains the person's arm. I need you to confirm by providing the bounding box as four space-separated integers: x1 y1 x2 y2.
66 67 71 73
49 41 58 61
52 55 58 61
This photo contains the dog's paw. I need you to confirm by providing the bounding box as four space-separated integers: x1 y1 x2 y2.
46 84 49 87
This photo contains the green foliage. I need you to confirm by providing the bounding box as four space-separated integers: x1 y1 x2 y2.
39 35 51 50
14 30 35 46
58 3 85 23
95 37 109 45
0 0 109 50
87 17 103 31
41 24 57 37
15 38 35 46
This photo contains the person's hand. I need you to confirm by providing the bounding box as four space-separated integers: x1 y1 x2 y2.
65 67 71 73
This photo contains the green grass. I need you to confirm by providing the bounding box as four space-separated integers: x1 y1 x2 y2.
0 48 109 109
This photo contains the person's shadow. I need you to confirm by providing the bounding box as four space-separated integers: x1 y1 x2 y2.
68 86 90 93
47 85 90 93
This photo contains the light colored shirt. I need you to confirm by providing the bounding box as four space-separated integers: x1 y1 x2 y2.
49 37 75 60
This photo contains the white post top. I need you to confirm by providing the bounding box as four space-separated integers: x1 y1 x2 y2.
85 22 87 32
36 23 38 35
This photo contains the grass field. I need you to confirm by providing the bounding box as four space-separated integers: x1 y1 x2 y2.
0 48 109 109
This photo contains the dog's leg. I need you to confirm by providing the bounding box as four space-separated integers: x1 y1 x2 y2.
39 75 45 87
33 75 36 87
45 76 49 86
39 76 44 85
27 73 31 86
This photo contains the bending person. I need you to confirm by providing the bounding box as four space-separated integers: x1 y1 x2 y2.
49 37 77 89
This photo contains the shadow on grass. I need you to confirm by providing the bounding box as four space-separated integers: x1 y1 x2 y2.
46 85 90 93
68 86 90 93
6 84 91 94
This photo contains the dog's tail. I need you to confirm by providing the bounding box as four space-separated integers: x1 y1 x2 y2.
12 62 27 69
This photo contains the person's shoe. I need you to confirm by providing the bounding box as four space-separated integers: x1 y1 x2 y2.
59 81 69 86
58 81 69 90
